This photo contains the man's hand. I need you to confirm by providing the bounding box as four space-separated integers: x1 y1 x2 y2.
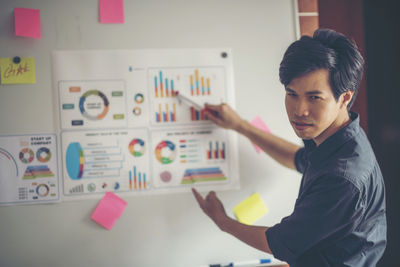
192 188 273 254
192 188 227 230
205 103 244 131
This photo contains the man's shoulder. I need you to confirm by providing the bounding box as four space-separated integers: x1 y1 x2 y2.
321 129 380 191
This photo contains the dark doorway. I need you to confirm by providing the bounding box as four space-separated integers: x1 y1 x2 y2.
364 0 400 266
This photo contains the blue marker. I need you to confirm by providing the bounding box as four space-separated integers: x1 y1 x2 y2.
209 258 271 267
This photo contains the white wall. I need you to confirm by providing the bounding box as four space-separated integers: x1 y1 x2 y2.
0 0 302 266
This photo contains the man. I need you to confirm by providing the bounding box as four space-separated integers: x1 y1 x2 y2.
192 29 387 266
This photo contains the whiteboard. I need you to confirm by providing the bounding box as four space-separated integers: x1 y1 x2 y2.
0 0 301 266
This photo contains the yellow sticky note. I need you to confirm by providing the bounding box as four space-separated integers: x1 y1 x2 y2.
0 57 36 84
233 193 268 225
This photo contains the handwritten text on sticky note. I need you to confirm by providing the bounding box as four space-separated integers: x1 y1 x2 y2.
91 192 127 230
233 193 268 225
0 57 36 84
14 7 41 39
250 116 271 153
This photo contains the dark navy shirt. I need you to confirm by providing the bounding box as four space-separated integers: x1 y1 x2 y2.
266 112 387 267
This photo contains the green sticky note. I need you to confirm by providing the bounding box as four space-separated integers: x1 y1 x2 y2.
233 193 268 225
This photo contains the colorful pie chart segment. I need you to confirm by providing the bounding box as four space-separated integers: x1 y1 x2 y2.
19 148 34 164
36 184 50 197
36 147 52 163
128 138 145 157
66 142 84 180
155 140 176 164
79 90 110 120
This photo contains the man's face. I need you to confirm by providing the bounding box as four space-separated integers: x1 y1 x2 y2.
285 69 349 146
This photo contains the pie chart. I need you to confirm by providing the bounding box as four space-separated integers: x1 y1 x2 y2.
155 140 176 164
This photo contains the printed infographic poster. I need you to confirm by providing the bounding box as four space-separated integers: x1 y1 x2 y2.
61 129 149 196
151 127 230 189
0 134 59 205
53 49 239 200
58 80 127 129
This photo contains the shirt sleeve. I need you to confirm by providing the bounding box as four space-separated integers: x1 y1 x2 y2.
266 175 365 264
294 147 307 173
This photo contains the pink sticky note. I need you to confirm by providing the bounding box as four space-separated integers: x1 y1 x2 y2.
99 0 124 23
251 116 272 153
14 8 41 39
91 192 127 230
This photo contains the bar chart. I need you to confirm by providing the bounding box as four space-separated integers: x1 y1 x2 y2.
155 103 177 123
190 107 208 121
148 66 225 125
129 166 148 190
190 69 211 96
206 141 226 160
153 70 177 99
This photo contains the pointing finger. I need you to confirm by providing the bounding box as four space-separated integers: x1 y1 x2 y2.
192 188 205 206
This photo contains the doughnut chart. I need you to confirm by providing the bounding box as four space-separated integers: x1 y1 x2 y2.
19 148 34 164
36 184 50 197
134 93 144 104
79 90 109 120
36 147 52 163
155 140 176 164
128 138 145 157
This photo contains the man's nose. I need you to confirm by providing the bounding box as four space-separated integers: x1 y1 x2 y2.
294 100 309 117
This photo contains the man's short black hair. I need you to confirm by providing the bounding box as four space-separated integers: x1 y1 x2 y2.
279 28 364 109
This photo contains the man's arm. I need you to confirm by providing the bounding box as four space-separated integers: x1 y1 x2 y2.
205 103 300 170
192 188 272 254
236 120 300 170
220 215 272 254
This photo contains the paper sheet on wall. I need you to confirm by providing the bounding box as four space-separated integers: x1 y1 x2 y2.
0 134 60 205
52 49 239 200
0 57 36 84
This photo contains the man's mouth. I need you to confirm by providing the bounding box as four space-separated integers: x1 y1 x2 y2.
292 121 313 130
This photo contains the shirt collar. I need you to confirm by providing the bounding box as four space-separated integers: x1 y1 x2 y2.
303 111 360 167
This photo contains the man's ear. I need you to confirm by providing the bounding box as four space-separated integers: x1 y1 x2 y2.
341 90 354 108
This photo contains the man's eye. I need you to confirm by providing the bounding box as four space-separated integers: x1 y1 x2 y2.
310 96 320 100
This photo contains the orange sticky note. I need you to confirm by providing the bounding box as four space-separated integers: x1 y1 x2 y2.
99 0 125 23
0 57 36 84
250 116 271 153
14 8 41 39
91 192 127 230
